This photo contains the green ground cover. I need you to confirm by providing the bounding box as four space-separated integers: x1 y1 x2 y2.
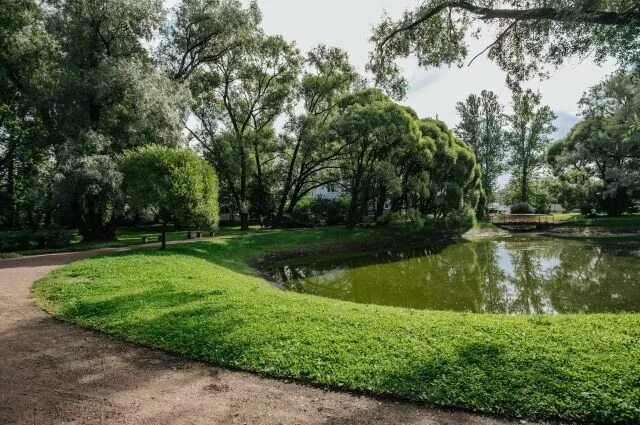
555 213 640 228
33 228 640 423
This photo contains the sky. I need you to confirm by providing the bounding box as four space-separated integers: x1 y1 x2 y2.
252 0 615 139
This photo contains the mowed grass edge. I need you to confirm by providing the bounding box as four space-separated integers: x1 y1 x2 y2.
32 228 640 423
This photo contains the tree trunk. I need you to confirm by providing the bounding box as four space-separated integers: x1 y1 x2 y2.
521 169 528 203
346 192 359 229
239 212 249 231
374 187 386 222
161 222 167 250
6 153 16 229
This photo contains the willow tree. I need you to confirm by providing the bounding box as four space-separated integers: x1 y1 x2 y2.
273 45 359 225
331 89 423 228
420 118 483 225
159 0 260 81
48 0 189 241
369 1 640 97
188 33 301 230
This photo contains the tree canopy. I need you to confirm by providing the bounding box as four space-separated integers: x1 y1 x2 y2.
120 145 219 249
548 71 640 215
369 0 640 97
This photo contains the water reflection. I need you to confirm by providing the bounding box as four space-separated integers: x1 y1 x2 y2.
271 236 640 314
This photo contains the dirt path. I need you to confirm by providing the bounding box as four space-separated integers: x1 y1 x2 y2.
0 243 521 425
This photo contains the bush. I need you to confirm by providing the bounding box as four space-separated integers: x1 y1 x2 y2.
0 225 73 252
511 203 534 214
443 206 476 233
283 197 348 228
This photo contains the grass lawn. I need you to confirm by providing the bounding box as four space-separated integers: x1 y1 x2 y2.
0 225 266 257
33 227 640 423
555 213 640 228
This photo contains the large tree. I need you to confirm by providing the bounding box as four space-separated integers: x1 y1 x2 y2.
420 118 483 223
455 90 506 207
506 89 556 204
332 89 423 228
188 33 301 230
273 45 359 225
0 0 58 228
47 0 188 241
548 71 640 215
369 1 640 97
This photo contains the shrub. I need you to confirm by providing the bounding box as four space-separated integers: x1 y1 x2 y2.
283 197 348 228
443 206 476 233
0 225 73 252
511 203 534 214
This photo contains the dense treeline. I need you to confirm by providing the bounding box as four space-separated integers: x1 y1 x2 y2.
548 71 640 216
0 0 482 240
454 73 640 217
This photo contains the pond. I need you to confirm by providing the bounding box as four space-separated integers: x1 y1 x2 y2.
271 235 640 314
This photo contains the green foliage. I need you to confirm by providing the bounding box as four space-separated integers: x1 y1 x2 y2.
34 228 640 423
369 0 640 96
333 89 424 228
507 89 556 203
159 0 260 80
44 0 189 240
119 145 219 244
0 0 58 229
420 119 482 220
511 203 534 214
0 224 72 252
455 90 506 205
549 71 640 216
283 197 349 228
189 31 301 230
273 45 359 225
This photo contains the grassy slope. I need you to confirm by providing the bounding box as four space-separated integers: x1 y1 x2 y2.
33 228 640 423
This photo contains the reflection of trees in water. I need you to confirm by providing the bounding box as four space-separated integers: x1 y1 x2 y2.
473 241 509 313
275 238 640 314
503 243 551 314
346 244 484 311
546 243 640 313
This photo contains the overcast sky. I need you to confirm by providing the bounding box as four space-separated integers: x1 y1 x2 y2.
253 0 615 139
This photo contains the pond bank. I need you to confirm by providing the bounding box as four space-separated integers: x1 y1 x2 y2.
32 228 640 423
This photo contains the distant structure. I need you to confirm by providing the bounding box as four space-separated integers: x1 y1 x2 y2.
307 184 342 200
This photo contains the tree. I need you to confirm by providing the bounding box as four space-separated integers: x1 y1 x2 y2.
273 45 359 225
188 32 301 230
506 89 556 203
369 1 640 97
420 118 483 225
455 90 506 210
331 89 423 228
47 0 189 241
0 0 58 228
120 145 219 250
158 0 260 81
548 71 640 215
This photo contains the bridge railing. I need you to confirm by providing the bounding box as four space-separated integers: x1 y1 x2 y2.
490 214 555 225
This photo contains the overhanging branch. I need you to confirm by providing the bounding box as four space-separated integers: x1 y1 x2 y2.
380 1 639 48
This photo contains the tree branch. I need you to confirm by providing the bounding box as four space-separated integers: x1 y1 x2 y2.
380 1 639 48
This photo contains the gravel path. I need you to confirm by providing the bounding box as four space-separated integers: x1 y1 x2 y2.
0 243 522 425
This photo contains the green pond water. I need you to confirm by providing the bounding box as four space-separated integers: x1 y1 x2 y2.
271 235 640 314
